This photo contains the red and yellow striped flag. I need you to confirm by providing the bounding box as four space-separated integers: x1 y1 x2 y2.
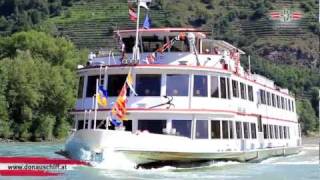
112 84 128 121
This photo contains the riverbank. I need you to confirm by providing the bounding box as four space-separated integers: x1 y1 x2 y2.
302 135 320 147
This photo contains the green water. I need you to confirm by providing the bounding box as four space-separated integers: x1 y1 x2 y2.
0 142 319 180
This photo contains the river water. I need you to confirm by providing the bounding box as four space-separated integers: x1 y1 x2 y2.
0 141 319 180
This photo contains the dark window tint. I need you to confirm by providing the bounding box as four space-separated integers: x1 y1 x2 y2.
222 120 229 139
263 124 268 139
236 121 242 139
77 120 84 130
248 85 254 101
260 90 266 104
86 75 99 97
123 37 135 53
232 80 239 98
138 120 166 134
266 92 271 106
243 122 250 139
279 126 283 139
196 120 209 139
269 125 274 139
251 123 257 139
258 116 263 132
226 78 231 99
136 74 161 96
276 95 280 108
194 75 208 97
123 120 132 131
229 121 234 139
240 82 247 100
78 76 84 98
271 94 276 107
211 76 219 98
166 74 189 96
220 77 227 99
275 125 279 139
172 120 192 138
281 97 285 109
108 75 127 96
211 120 221 139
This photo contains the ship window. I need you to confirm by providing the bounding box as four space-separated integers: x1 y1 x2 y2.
222 120 229 139
269 125 274 139
240 82 247 100
220 77 227 99
258 116 263 132
229 121 234 139
288 100 291 111
274 125 279 139
271 94 276 107
211 76 219 98
95 120 107 129
77 120 84 130
281 97 285 109
196 120 209 139
284 126 287 139
284 98 287 110
292 101 295 112
86 75 100 97
193 75 208 97
141 36 166 53
232 80 239 98
266 92 271 106
226 78 231 99
243 122 250 139
251 123 257 139
260 90 266 104
248 85 254 101
263 124 268 139
166 74 189 96
287 127 290 139
122 37 135 53
84 120 89 129
136 74 161 96
138 120 166 134
211 120 221 139
279 126 283 139
236 121 242 139
172 120 192 138
108 75 128 96
78 76 84 98
123 120 132 131
276 95 280 108
169 36 189 52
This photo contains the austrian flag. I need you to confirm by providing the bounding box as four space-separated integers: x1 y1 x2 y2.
129 7 137 22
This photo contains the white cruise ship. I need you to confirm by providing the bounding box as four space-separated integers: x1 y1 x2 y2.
64 27 302 167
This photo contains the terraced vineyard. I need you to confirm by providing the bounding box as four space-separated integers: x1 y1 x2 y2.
49 0 168 50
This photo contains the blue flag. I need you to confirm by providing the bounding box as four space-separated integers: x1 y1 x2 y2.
143 14 151 29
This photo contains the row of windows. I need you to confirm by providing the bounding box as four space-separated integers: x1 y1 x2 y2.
263 124 290 139
232 80 254 101
77 119 132 131
79 74 232 99
79 74 256 103
259 90 295 112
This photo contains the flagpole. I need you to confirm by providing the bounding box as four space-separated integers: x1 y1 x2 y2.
133 0 141 63
94 79 99 130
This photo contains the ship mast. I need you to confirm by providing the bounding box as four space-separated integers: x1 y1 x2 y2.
130 0 151 64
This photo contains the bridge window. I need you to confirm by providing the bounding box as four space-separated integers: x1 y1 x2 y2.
78 76 84 98
122 37 135 53
194 75 208 97
196 120 209 139
220 77 227 99
166 74 189 96
138 120 166 134
211 120 221 139
240 82 247 100
169 36 189 52
211 76 219 98
251 123 257 139
172 120 192 138
141 36 167 53
232 80 239 98
236 121 242 139
136 74 161 96
86 75 100 97
248 85 254 101
108 75 128 96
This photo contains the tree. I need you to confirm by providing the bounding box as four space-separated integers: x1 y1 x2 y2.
297 99 317 134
